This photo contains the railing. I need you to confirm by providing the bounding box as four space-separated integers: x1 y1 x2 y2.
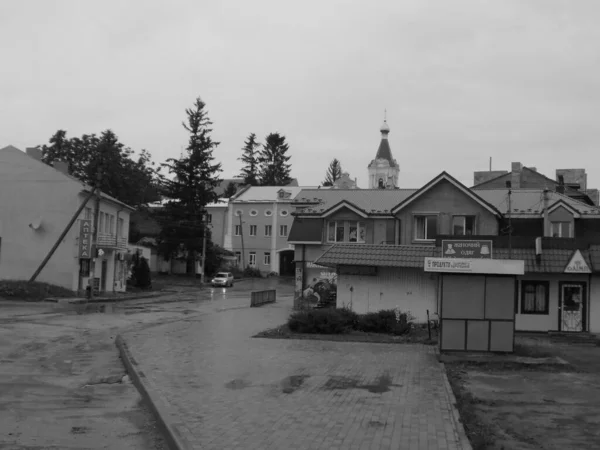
250 290 276 307
96 234 128 250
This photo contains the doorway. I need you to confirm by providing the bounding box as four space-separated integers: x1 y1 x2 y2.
101 260 108 292
279 250 295 276
559 282 587 332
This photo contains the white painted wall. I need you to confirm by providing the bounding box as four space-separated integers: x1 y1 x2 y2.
337 267 438 323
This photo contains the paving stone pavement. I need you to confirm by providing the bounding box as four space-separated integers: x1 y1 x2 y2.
123 294 466 450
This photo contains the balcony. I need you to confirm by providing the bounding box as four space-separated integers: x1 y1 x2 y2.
96 234 128 250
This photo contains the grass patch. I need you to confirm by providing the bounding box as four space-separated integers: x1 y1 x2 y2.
0 280 75 301
445 364 497 450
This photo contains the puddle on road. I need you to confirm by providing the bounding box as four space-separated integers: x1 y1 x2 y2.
281 375 310 394
323 373 401 394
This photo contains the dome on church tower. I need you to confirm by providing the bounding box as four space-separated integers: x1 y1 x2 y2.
380 120 390 134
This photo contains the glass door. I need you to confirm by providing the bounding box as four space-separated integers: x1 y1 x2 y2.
560 283 586 332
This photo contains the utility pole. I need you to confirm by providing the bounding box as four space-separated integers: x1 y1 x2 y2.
88 151 103 300
200 210 208 284
507 189 512 259
238 213 246 268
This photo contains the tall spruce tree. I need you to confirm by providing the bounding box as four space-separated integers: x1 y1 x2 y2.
238 133 260 186
258 132 292 186
322 158 342 186
156 97 222 275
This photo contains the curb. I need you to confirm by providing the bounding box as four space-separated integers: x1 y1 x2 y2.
44 290 174 304
115 335 188 450
439 361 473 450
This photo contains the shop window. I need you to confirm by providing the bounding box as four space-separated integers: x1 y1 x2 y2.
249 225 257 236
452 216 475 236
326 221 366 243
521 281 549 314
414 215 438 241
249 252 256 266
551 222 572 238
264 252 271 265
265 225 272 237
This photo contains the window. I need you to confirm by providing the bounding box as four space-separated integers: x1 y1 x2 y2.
109 215 115 234
280 225 288 237
105 214 110 234
452 216 475 236
250 210 258 217
99 212 105 233
414 215 438 241
235 225 241 236
249 252 256 266
249 225 257 236
280 210 289 217
265 210 273 217
118 218 124 238
378 178 384 188
521 281 549 314
551 222 572 238
207 214 212 224
265 225 272 237
235 251 241 266
84 207 92 220
264 252 271 265
79 258 91 275
326 221 366 243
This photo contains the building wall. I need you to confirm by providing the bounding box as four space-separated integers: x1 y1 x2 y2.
515 273 590 332
395 179 499 244
590 275 600 334
337 267 438 323
206 206 228 248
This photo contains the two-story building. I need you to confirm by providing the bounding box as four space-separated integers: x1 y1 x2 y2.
0 145 134 293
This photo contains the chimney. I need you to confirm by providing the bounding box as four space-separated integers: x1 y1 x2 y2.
511 162 522 189
53 160 70 176
26 147 43 161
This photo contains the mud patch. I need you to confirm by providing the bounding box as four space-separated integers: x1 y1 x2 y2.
360 373 402 394
323 373 401 394
368 420 386 428
281 374 310 394
225 379 251 390
71 425 91 434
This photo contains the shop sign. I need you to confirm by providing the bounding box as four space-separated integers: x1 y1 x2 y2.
441 240 492 259
564 250 591 274
306 262 327 269
424 257 524 275
78 220 92 258
339 265 377 276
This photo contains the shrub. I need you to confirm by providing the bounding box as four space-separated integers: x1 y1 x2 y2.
134 257 152 289
229 266 244 279
288 308 356 334
243 266 262 278
356 309 412 335
0 280 75 301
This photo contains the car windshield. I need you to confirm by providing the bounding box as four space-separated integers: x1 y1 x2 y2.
216 273 229 278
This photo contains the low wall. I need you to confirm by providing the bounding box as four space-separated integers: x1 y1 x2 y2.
251 290 276 307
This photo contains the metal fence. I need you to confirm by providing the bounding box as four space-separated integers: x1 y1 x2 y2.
250 290 276 307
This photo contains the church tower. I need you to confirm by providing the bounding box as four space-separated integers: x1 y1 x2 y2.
368 116 399 189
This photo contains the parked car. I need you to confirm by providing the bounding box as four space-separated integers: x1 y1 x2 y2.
211 272 234 287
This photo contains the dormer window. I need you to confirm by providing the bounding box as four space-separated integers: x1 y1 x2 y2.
551 222 572 238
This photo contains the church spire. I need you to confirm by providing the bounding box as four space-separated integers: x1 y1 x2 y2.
368 111 399 189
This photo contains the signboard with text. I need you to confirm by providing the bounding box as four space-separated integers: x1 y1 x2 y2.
78 220 92 259
564 250 591 274
424 257 524 275
441 240 493 259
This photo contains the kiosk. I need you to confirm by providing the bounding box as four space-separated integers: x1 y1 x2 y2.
424 257 525 353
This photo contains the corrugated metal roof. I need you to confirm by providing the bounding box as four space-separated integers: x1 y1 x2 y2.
293 189 417 216
315 244 438 268
314 244 598 273
475 189 600 217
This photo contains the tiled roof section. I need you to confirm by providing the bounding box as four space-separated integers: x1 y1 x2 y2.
374 139 397 167
474 189 600 217
233 186 324 202
293 189 417 216
493 247 595 273
288 218 322 243
314 244 438 268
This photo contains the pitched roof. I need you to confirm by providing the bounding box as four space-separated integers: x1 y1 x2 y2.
391 172 501 216
474 189 600 218
288 217 323 243
232 186 322 202
373 139 397 167
315 244 438 268
293 188 417 217
493 247 595 273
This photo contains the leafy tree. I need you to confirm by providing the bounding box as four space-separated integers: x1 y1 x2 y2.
258 132 292 186
238 133 260 186
156 96 222 275
222 181 238 198
322 158 342 186
39 129 160 208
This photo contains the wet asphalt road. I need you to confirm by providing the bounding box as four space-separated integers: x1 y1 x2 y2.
0 278 290 450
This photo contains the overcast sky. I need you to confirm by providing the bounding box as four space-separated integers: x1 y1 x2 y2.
2 0 599 190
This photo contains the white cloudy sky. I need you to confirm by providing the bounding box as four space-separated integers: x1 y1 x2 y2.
2 0 599 189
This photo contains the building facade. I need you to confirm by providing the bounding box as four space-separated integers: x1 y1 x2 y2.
0 146 133 293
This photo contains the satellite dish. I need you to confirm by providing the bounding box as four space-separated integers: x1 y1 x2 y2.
29 217 43 230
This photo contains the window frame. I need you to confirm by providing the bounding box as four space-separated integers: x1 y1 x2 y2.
451 215 476 236
234 225 241 236
249 251 256 266
265 225 272 237
279 225 288 237
249 225 257 236
326 220 366 243
264 252 271 265
520 280 550 315
551 221 572 238
413 214 438 242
